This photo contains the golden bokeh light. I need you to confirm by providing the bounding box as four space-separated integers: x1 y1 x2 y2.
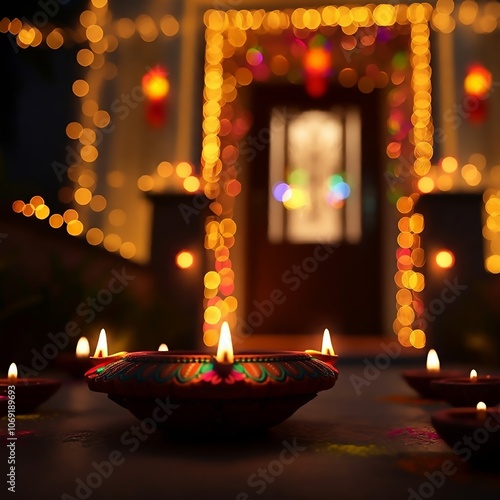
176 251 194 269
183 176 200 192
35 204 50 220
77 48 94 67
86 227 104 245
410 329 426 348
120 242 136 259
72 80 90 97
82 100 99 118
80 145 98 162
63 209 79 223
67 219 84 236
22 204 34 217
89 195 107 212
30 195 44 208
435 250 455 269
116 18 135 39
66 122 83 139
46 29 63 49
93 110 111 128
91 0 108 9
157 161 173 178
103 233 122 252
396 196 413 214
137 175 154 191
204 305 222 324
203 329 218 347
80 10 97 28
75 188 92 205
417 176 434 193
176 162 193 179
12 200 25 213
160 15 180 36
441 156 458 173
86 25 104 43
486 255 500 273
49 214 64 229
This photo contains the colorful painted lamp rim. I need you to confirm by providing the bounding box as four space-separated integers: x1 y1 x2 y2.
86 350 338 400
122 350 336 363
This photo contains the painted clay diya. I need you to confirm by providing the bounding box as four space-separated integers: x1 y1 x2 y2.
85 350 338 432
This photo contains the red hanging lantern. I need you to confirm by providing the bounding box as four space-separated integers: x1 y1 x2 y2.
303 45 331 98
464 64 491 124
142 66 169 127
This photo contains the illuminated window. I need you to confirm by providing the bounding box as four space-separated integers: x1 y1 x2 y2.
268 108 361 244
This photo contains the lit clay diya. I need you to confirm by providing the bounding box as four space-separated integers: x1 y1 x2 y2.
431 403 500 464
55 337 93 378
402 349 464 400
85 324 339 432
431 370 500 407
0 363 61 414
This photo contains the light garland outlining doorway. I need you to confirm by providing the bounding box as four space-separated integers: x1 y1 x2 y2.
200 5 432 348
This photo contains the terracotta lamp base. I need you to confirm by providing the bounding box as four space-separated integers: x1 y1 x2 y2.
109 393 316 433
55 353 93 378
86 351 338 432
431 376 500 407
401 370 464 400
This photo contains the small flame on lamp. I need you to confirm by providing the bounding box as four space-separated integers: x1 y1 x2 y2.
321 329 335 356
470 369 478 382
158 343 169 351
94 329 108 358
8 363 17 381
76 337 90 358
477 401 487 411
426 349 440 372
216 321 234 364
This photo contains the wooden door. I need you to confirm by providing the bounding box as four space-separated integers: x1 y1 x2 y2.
241 83 383 336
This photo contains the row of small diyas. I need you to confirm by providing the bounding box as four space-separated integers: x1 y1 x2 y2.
0 329 157 415
402 349 500 462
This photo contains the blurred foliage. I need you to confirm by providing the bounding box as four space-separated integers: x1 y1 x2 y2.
0 246 192 370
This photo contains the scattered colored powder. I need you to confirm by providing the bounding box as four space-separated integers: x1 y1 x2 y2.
318 443 388 457
388 427 441 444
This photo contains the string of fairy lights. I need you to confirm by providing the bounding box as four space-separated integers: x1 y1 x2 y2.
5 0 181 259
3 1 500 348
201 4 434 348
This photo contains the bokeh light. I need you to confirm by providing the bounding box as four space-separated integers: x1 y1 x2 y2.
464 64 492 97
176 251 194 269
142 66 169 100
435 250 455 269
